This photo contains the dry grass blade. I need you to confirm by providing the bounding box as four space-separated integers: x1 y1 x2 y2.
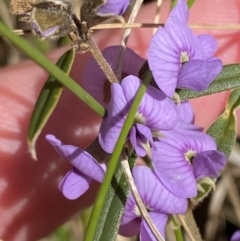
121 159 165 241
116 0 144 80
178 212 203 241
153 0 163 34
205 170 228 240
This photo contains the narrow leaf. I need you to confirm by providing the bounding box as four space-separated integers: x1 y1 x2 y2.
179 64 240 100
207 88 240 157
28 49 75 160
92 156 135 241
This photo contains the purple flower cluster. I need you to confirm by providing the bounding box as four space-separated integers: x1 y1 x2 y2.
47 0 226 240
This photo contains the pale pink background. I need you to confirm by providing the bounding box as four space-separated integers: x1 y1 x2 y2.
0 0 240 240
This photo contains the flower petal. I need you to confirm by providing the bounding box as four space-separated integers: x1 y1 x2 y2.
148 19 202 97
168 0 188 24
133 166 188 213
119 194 141 237
46 134 106 182
178 59 215 91
193 150 226 180
97 0 130 15
121 76 178 130
83 46 144 108
231 231 240 241
148 26 180 97
197 34 218 59
140 212 168 241
153 143 197 198
129 126 147 157
99 83 128 153
177 101 194 124
59 169 91 200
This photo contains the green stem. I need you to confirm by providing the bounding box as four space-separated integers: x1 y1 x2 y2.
84 70 153 241
0 20 105 117
174 227 184 241
172 216 184 241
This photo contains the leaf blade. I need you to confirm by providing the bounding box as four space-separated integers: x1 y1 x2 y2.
28 49 75 160
207 88 240 157
179 64 240 100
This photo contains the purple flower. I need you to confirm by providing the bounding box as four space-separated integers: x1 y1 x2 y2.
46 135 106 200
148 0 222 97
152 130 226 198
83 46 144 108
119 166 187 240
97 0 130 15
231 231 240 241
99 75 178 156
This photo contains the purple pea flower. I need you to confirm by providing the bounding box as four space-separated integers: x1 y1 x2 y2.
148 0 222 97
46 135 106 200
83 46 144 108
99 75 178 156
119 166 187 240
231 231 240 241
97 0 130 15
152 130 226 198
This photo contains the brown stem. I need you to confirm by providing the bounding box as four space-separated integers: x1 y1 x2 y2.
88 38 119 84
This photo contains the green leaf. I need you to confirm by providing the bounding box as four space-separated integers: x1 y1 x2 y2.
92 156 135 241
179 64 240 100
28 49 75 160
207 88 240 157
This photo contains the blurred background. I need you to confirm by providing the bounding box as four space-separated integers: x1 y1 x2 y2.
1 0 240 240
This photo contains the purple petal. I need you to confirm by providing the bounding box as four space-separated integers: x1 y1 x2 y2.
121 76 178 130
193 150 226 180
59 169 91 200
133 166 188 213
46 134 106 182
168 0 189 24
206 58 223 81
83 46 144 108
148 20 202 97
148 26 180 97
129 126 147 157
119 194 141 237
142 86 178 130
178 60 216 91
231 231 240 241
152 141 197 198
177 101 194 124
197 34 218 59
99 83 128 153
152 131 217 198
140 212 168 241
97 0 130 15
136 123 153 146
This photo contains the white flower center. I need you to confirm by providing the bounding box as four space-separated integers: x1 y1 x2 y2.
184 149 197 163
180 51 189 64
135 112 146 124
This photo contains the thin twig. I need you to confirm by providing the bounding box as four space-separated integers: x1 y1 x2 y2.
121 159 165 241
88 38 119 83
224 168 240 225
9 22 240 37
115 0 144 81
177 211 203 241
153 0 163 34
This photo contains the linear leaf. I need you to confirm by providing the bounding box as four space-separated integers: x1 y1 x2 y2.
28 49 75 160
179 64 240 100
92 156 135 241
207 88 240 157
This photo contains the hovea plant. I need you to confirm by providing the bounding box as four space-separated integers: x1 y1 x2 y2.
2 0 240 240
